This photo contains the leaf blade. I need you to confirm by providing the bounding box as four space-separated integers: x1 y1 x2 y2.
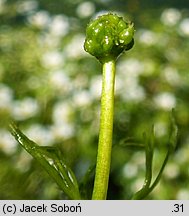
9 122 81 200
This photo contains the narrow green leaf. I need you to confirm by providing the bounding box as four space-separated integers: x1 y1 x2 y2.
149 111 178 193
132 127 154 200
132 113 178 200
9 122 81 200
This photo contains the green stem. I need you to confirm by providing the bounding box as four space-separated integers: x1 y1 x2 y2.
92 59 116 200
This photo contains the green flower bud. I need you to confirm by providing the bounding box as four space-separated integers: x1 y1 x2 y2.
84 13 135 62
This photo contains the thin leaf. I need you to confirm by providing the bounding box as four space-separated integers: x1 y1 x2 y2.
132 127 154 200
149 111 178 193
9 122 80 200
132 112 178 200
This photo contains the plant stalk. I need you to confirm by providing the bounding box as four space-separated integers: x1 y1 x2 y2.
92 59 116 200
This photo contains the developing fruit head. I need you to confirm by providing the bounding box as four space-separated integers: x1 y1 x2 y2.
84 13 134 63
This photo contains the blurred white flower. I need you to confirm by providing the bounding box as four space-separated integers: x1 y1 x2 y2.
179 18 189 37
17 0 38 14
120 82 145 102
138 29 157 46
163 66 181 86
49 15 69 37
52 101 73 124
25 124 53 146
49 70 72 93
51 123 75 140
12 97 39 120
41 51 64 68
76 1 95 18
51 100 76 140
40 33 60 48
122 163 138 179
164 163 179 179
123 152 146 187
154 92 176 110
15 151 32 172
73 90 92 107
89 75 102 99
177 189 189 199
0 129 17 154
161 8 181 26
115 75 123 94
28 10 50 28
175 144 189 164
65 34 87 59
117 59 145 102
0 84 13 110
118 58 144 76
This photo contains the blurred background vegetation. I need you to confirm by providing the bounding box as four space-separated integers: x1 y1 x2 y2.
0 0 189 199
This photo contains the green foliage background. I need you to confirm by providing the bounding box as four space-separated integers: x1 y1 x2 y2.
0 0 189 199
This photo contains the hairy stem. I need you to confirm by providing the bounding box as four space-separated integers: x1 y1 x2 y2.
92 59 116 200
